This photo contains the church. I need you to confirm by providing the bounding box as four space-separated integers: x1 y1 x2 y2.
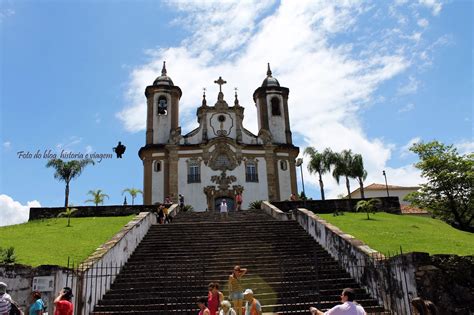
138 62 299 211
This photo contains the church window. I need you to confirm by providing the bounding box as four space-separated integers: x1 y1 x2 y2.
280 160 288 171
271 97 281 116
154 161 161 172
218 115 226 122
157 96 168 115
187 159 201 183
245 160 258 182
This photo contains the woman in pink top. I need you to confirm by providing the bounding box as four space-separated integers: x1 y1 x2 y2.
197 296 210 315
208 282 224 315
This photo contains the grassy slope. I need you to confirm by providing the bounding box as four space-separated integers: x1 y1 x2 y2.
318 212 474 256
0 216 134 267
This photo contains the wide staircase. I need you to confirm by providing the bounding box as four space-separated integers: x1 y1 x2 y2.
92 210 387 314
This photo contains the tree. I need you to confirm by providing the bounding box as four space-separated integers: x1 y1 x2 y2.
332 150 355 199
351 154 368 198
304 147 334 200
122 188 143 205
85 189 109 206
58 207 78 227
46 159 95 207
406 141 473 231
355 198 381 220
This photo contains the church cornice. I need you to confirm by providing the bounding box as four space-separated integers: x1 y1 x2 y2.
252 86 289 103
145 84 182 99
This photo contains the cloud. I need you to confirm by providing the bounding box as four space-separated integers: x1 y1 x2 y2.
117 0 446 197
400 137 421 158
418 0 442 16
0 195 41 227
3 141 11 150
398 103 415 113
0 8 15 22
398 76 420 95
455 140 474 155
417 18 429 28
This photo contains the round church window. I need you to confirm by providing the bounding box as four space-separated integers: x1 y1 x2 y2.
218 115 226 122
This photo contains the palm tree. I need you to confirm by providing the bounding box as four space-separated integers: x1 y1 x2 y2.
355 199 381 220
122 188 143 205
351 154 368 198
332 150 355 199
46 159 95 207
304 147 334 200
85 189 109 206
58 207 78 227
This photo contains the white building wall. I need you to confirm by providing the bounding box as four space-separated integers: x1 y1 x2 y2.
278 159 292 201
241 157 268 209
352 188 416 205
152 94 172 144
151 160 164 204
207 112 237 140
266 94 286 143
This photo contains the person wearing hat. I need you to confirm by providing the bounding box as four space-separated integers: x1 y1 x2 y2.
243 289 261 315
53 287 73 315
0 282 12 315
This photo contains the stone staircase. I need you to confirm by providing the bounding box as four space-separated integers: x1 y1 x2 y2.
91 210 388 314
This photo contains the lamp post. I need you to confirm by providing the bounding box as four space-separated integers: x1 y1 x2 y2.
296 158 305 198
382 170 390 197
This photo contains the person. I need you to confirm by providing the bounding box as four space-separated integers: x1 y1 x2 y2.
157 205 165 224
208 283 224 315
29 291 45 315
53 287 73 315
197 296 210 315
219 300 236 315
243 289 262 315
228 266 247 315
411 297 439 315
309 288 366 315
220 200 228 219
290 193 297 201
163 205 171 223
164 196 171 204
235 193 243 211
0 282 12 315
179 194 185 211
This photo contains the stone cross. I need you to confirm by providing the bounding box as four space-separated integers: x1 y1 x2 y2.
214 76 227 92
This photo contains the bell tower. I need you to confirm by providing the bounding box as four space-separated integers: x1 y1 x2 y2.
253 63 292 144
144 61 182 145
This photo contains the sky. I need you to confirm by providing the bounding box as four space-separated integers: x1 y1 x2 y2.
0 0 472 226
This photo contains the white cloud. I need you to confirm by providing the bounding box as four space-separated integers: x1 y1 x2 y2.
398 76 420 95
0 195 41 227
85 145 93 154
418 0 442 16
455 140 474 155
417 18 429 28
398 103 415 113
3 141 11 150
400 136 421 158
116 0 445 197
0 8 15 22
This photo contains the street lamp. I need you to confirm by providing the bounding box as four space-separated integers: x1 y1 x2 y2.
382 170 390 197
295 158 305 197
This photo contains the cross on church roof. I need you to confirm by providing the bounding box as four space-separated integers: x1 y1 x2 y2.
214 76 227 92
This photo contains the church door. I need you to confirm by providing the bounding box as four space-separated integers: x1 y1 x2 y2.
214 197 235 212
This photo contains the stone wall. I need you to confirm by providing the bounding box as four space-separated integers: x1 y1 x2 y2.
271 196 401 214
29 204 168 221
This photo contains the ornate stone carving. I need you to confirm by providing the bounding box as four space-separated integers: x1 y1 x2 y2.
208 142 239 171
258 129 273 144
211 171 236 191
169 127 182 144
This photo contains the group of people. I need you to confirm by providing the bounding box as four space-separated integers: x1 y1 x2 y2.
156 204 171 224
0 282 73 315
219 193 243 218
197 266 261 315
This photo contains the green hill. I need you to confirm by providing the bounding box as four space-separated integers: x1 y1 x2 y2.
0 215 135 267
318 212 474 256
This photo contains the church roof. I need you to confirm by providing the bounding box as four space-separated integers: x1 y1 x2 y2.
261 63 280 87
153 61 174 86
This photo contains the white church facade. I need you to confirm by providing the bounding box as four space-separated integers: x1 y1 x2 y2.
139 63 299 211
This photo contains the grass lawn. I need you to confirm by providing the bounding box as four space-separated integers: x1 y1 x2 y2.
318 212 474 256
0 216 135 267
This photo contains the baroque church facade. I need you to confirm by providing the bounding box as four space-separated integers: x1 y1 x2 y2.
139 62 299 211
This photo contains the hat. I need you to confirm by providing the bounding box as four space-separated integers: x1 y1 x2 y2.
243 289 253 295
0 282 7 293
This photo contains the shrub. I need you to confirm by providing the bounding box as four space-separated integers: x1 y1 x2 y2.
0 246 16 264
249 200 263 210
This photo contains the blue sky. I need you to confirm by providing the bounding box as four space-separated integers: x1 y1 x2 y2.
1 0 472 226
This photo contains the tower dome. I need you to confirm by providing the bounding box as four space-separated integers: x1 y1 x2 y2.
153 61 174 86
261 63 280 87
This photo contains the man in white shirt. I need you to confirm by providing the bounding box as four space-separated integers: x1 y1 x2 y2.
310 288 366 315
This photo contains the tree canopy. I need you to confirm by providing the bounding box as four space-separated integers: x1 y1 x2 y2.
406 141 473 231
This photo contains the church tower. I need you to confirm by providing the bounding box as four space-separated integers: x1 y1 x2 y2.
144 61 182 145
253 63 292 144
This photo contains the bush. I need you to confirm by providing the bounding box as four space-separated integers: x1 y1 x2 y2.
182 204 194 212
249 200 263 210
0 246 16 264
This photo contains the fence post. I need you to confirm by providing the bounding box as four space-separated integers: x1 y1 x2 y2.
75 268 85 315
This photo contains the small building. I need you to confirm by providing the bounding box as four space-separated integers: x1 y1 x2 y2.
138 63 299 211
